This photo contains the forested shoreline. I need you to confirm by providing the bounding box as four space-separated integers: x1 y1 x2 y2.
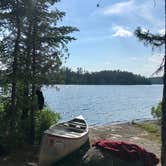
51 67 156 85
1 68 163 85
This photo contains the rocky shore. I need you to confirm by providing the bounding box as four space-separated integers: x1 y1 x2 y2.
0 121 161 166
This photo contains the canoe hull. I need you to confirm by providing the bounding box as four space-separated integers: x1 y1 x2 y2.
39 116 89 166
39 133 89 166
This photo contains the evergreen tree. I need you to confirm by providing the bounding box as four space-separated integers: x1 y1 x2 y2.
0 0 78 145
135 27 166 166
24 0 78 144
0 0 25 142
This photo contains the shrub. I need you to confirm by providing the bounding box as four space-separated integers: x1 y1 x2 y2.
0 102 60 147
151 102 162 121
35 108 60 144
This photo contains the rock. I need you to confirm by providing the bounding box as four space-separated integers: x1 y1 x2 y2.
51 140 145 166
82 147 106 166
25 162 38 166
82 147 145 166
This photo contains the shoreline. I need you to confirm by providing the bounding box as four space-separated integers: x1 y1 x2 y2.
0 119 161 166
89 118 157 127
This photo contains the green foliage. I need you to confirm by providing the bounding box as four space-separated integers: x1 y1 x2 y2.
0 102 60 146
151 102 162 120
0 0 77 145
35 108 60 144
0 103 4 112
135 27 165 48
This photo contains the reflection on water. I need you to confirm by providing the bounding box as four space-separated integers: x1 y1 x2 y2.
43 85 163 126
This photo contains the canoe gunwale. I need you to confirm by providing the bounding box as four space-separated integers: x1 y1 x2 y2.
46 131 89 140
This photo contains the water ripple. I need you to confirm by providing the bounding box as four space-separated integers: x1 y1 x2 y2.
43 85 162 125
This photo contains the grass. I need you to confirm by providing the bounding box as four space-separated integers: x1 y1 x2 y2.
134 120 161 143
140 123 159 133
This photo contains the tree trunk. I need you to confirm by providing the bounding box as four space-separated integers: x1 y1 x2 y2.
22 21 32 120
30 85 35 144
29 20 37 145
10 9 21 133
161 57 166 166
161 2 166 165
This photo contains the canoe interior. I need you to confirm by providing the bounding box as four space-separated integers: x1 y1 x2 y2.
45 117 88 138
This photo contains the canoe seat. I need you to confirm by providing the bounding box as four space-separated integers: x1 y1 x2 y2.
68 121 86 129
67 127 84 133
56 123 85 133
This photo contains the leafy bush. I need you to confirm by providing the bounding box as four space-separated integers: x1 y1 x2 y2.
151 102 162 120
0 103 60 147
35 108 60 144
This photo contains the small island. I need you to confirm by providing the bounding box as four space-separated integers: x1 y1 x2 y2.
52 68 152 85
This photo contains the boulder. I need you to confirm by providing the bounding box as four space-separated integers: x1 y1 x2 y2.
82 147 144 166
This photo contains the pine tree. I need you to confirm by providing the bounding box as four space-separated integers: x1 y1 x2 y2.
0 0 78 145
135 27 166 166
23 0 78 144
0 0 26 141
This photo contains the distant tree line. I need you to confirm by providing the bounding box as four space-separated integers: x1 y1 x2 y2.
1 67 163 86
58 67 152 85
149 77 163 84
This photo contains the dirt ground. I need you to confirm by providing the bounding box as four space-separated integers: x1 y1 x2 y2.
0 121 161 166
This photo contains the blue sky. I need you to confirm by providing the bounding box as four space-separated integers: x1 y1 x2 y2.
55 0 165 76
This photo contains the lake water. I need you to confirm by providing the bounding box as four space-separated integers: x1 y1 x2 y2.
43 85 163 126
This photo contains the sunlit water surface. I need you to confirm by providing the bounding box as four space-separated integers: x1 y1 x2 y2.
43 85 163 125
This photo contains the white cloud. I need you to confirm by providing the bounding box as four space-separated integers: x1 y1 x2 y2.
101 0 164 26
103 0 134 15
112 25 133 37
